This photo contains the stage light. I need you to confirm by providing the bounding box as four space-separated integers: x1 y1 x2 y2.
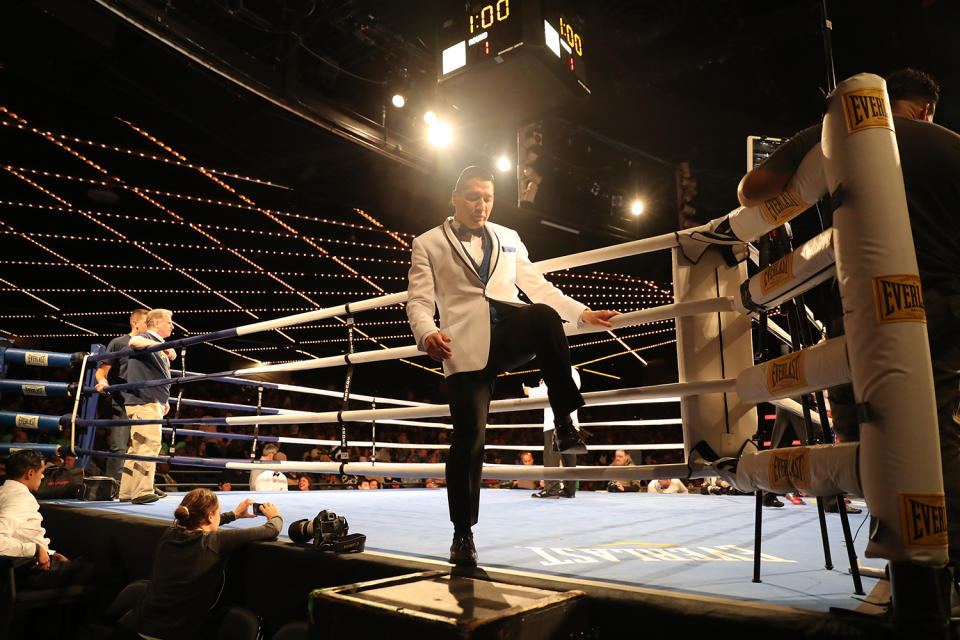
427 121 453 147
423 111 437 124
630 200 644 216
496 156 511 172
391 94 406 108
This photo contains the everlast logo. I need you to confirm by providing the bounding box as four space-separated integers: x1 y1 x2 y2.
15 414 39 429
841 87 893 133
873 274 926 323
769 449 809 491
766 351 806 395
900 494 948 547
760 254 794 295
760 189 808 226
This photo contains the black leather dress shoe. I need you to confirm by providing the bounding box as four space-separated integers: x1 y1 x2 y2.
531 489 560 499
553 416 587 454
449 532 477 567
762 492 784 508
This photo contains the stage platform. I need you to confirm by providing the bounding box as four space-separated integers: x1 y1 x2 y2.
41 488 897 638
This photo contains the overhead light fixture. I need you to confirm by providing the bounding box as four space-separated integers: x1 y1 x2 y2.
391 94 406 108
427 121 453 147
496 156 512 172
630 200 644 216
423 111 437 124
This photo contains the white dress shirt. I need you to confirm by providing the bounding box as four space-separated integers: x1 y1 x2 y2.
451 219 488 268
0 479 53 563
252 470 288 491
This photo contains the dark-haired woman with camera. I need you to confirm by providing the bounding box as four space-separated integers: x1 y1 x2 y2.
118 488 281 640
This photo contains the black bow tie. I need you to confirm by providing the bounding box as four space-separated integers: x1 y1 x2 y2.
457 225 484 240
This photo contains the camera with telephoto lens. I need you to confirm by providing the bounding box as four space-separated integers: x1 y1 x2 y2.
288 510 347 548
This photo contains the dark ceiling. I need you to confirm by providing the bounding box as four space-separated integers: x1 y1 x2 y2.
1 0 958 402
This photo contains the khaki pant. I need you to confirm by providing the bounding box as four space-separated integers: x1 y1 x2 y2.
119 403 163 500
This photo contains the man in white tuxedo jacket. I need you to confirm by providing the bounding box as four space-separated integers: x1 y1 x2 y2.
406 166 618 566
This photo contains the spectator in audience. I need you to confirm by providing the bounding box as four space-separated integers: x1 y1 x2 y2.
369 479 380 490
118 490 281 640
297 475 312 491
217 478 232 492
249 443 279 489
252 451 288 491
155 462 177 490
0 450 92 590
512 451 538 490
607 449 643 493
648 478 689 494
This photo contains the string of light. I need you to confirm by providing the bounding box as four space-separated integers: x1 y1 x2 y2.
0 115 280 360
0 260 408 280
1 166 415 240
0 113 290 189
0 306 405 319
353 208 410 248
117 118 388 296
0 288 400 296
0 200 412 252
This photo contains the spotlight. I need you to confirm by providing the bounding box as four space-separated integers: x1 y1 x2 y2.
630 200 644 216
423 111 437 124
496 156 512 172
391 94 406 108
427 121 453 147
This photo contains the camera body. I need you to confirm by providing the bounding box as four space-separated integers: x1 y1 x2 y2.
288 509 356 551
315 509 348 546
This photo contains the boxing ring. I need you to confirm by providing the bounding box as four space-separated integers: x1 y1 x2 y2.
0 74 948 632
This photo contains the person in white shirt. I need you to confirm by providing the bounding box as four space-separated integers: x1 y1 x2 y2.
252 451 288 491
523 367 581 498
0 450 90 589
648 478 689 494
249 443 279 489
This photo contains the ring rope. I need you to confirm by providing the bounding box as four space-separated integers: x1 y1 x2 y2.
73 380 734 429
75 449 702 482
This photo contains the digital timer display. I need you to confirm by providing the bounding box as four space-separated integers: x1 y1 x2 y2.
469 0 511 34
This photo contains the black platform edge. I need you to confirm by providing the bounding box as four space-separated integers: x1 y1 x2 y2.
41 502 896 638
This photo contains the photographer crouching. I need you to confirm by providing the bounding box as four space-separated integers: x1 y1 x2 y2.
117 490 281 640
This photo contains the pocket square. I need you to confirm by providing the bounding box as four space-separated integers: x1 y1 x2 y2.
502 246 516 253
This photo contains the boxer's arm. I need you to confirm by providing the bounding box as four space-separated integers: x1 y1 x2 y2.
738 124 822 207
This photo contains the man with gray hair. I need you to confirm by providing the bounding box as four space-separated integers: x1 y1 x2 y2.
119 308 176 504
249 443 280 490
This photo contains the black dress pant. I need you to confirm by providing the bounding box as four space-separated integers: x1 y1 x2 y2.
445 304 583 529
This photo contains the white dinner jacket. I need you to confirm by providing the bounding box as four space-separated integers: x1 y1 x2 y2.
406 217 587 376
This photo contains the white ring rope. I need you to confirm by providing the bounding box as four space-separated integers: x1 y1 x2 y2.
216 460 706 482
176 371 434 407
166 430 684 453
165 380 734 428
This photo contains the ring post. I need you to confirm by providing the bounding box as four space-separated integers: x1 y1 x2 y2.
823 73 948 629
672 246 756 462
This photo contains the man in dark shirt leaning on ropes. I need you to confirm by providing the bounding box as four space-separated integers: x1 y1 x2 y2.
738 69 960 567
95 308 148 484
